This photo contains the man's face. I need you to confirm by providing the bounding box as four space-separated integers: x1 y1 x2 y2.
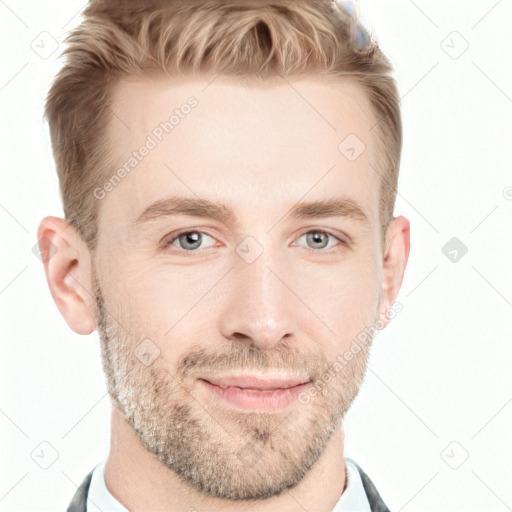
92 74 385 499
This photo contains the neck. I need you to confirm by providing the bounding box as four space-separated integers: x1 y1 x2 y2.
105 406 347 512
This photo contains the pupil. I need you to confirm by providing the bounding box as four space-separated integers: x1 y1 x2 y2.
309 232 327 248
181 232 201 249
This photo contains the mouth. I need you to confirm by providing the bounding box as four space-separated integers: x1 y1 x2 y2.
198 374 311 411
200 373 311 390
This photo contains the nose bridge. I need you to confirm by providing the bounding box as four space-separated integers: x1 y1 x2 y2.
218 240 297 349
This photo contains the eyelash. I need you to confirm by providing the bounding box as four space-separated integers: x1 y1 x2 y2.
163 229 349 256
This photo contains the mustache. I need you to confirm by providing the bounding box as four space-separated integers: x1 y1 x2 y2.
177 343 327 381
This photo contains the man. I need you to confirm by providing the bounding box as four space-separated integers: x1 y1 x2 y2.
38 0 409 510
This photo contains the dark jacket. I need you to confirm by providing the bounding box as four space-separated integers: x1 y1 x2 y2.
67 458 390 511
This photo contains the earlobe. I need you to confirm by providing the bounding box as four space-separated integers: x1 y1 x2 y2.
36 216 96 335
378 215 410 327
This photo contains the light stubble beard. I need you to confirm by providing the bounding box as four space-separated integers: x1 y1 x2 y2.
91 268 375 501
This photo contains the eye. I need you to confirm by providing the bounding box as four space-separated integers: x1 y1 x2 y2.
163 229 348 256
293 230 347 253
164 230 217 253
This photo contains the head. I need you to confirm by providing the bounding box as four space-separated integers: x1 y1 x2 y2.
38 0 409 502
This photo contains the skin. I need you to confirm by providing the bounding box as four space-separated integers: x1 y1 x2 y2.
38 73 410 511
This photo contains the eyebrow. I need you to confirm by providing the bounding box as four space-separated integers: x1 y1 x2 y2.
133 195 370 227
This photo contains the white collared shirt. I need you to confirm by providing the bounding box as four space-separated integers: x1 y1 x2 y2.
86 456 371 511
332 457 372 512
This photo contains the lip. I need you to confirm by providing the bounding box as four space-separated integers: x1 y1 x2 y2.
198 375 311 411
201 374 310 390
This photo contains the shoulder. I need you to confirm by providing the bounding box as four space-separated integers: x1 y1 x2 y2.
346 458 391 512
66 468 95 512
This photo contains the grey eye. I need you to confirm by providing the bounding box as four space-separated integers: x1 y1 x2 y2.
178 232 203 250
168 231 216 251
306 232 331 249
295 230 342 251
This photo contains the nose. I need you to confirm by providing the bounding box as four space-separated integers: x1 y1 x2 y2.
217 246 298 351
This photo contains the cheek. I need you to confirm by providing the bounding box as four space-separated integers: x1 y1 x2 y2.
102 262 165 334
298 254 381 341
110 261 216 347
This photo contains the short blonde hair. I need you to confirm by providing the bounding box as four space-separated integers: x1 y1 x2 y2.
45 0 401 251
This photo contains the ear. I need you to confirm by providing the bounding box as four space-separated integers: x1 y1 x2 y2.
377 215 410 328
36 216 96 335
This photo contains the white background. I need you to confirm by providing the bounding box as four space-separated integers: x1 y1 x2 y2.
1 1 511 510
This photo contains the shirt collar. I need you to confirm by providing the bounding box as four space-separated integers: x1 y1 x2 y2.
87 458 128 512
332 457 372 511
87 456 371 511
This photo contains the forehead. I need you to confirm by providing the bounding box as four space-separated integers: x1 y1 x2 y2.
101 73 380 232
